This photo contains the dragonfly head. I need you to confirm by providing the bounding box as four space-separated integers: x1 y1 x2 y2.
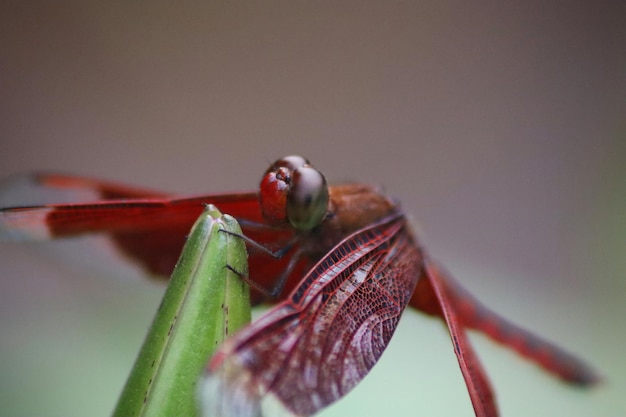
259 156 329 231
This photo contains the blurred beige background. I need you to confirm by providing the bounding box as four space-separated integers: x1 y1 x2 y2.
0 2 624 416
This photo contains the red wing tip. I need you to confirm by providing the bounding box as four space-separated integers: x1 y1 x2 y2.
202 353 298 417
0 172 62 193
29 173 117 190
33 173 81 187
568 370 603 388
0 206 52 240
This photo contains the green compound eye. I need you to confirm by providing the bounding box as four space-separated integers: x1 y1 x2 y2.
286 165 329 231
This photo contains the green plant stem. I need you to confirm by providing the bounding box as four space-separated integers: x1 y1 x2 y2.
112 205 250 417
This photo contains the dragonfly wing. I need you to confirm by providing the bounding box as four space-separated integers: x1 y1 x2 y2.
421 261 498 417
1 175 303 295
1 193 261 261
205 213 422 417
0 172 169 208
411 262 600 387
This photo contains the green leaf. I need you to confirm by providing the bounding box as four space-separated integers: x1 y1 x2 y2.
112 204 251 417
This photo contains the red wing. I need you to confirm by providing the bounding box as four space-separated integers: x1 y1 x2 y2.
410 262 600 387
0 173 303 304
422 261 498 417
28 172 171 199
0 172 169 208
0 172 176 240
206 213 422 417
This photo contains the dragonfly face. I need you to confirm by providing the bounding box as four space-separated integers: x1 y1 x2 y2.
259 155 330 231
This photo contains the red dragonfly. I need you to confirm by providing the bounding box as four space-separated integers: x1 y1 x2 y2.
0 156 599 417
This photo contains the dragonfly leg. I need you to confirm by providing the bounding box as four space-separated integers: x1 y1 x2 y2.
219 229 306 299
220 229 296 259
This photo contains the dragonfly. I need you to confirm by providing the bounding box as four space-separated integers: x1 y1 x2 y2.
0 155 599 417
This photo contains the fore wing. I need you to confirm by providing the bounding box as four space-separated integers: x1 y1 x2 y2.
0 173 299 303
206 213 421 417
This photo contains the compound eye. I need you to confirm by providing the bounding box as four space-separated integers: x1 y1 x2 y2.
259 166 291 225
286 166 329 231
259 155 329 230
263 155 309 176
